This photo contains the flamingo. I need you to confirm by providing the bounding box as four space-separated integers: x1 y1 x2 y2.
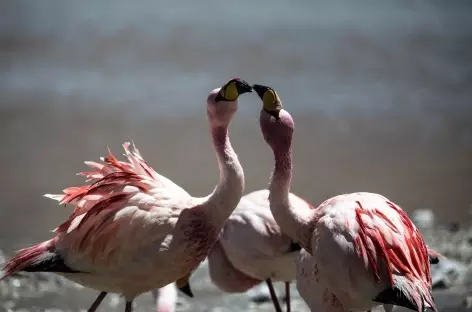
151 282 178 312
169 189 306 312
153 206 440 312
0 78 252 312
152 275 193 312
252 83 438 312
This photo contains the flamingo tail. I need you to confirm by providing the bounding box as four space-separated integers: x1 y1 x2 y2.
427 248 443 265
288 240 302 252
373 276 437 312
1 239 80 279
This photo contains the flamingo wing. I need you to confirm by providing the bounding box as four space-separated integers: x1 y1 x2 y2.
208 241 261 293
311 192 435 311
216 190 301 283
56 193 189 272
42 142 193 272
45 142 189 211
221 190 294 259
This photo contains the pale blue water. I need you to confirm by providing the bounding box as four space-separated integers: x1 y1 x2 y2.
1 0 471 118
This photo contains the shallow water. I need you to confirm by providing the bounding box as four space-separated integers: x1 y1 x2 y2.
1 1 472 310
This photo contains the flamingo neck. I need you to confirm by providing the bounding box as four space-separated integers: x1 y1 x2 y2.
202 125 244 229
269 147 315 251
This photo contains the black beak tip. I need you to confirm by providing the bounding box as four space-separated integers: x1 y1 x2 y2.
178 284 194 298
238 81 253 94
242 85 253 94
252 84 266 98
429 255 440 265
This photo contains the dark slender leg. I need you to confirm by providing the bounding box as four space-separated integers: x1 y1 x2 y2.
265 279 282 312
125 301 133 312
285 282 291 312
383 304 394 312
87 292 107 312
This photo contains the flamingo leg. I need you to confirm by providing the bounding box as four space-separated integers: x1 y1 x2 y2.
87 291 107 312
285 282 291 312
383 305 394 312
265 279 283 312
125 301 133 312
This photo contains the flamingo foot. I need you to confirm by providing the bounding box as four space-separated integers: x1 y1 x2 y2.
87 291 107 312
266 279 283 312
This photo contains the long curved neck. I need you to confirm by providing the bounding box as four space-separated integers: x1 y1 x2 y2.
269 147 315 251
201 125 244 229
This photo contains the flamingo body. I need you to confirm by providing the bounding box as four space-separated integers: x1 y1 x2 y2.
207 240 261 293
298 192 435 312
214 189 302 283
1 78 253 311
154 189 305 312
4 143 218 299
252 83 437 312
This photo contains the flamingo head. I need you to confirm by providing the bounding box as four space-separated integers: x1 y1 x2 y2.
253 84 294 152
176 272 194 298
207 78 252 127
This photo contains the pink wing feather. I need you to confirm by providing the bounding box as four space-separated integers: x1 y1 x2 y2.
353 200 431 286
34 143 189 262
313 193 436 312
349 195 436 311
44 142 176 232
46 142 158 205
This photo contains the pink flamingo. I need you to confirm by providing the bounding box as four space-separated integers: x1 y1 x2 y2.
208 189 302 312
152 275 193 312
252 83 438 312
173 189 306 312
152 208 439 312
151 282 178 312
0 78 252 312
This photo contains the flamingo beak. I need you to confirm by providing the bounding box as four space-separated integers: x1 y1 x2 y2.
236 80 253 95
252 84 268 99
178 282 194 298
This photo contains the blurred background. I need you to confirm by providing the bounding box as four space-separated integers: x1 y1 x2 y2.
0 0 472 310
